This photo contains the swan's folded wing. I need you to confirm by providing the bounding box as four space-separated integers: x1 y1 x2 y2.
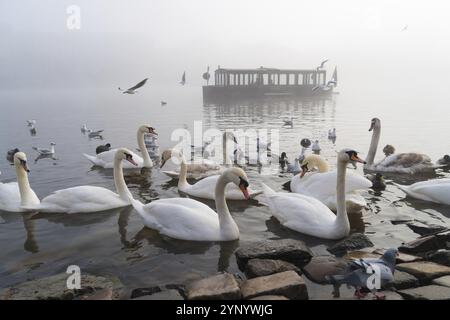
37 186 126 213
0 182 21 212
409 181 450 205
139 198 221 241
85 149 144 168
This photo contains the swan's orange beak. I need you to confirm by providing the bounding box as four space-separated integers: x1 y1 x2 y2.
239 183 250 200
351 154 366 164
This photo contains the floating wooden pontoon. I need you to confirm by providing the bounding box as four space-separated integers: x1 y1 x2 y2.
203 66 337 101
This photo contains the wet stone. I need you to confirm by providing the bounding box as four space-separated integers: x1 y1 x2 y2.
241 271 308 300
0 273 124 300
396 261 450 281
398 285 450 300
427 250 450 267
406 221 447 237
398 235 444 254
373 248 422 263
235 239 312 270
132 289 184 300
186 273 241 300
301 255 349 284
327 233 374 256
245 259 302 279
393 270 420 290
250 295 289 300
432 275 450 288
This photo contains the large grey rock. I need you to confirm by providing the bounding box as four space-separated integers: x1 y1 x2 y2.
235 239 312 270
186 273 241 300
427 250 450 267
327 233 374 256
241 271 308 300
406 221 447 236
301 255 349 284
432 275 450 288
0 273 124 300
393 270 420 290
399 233 448 255
396 262 450 281
132 289 184 300
245 259 301 279
398 285 450 300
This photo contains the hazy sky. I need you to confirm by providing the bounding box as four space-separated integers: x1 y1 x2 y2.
1 0 450 90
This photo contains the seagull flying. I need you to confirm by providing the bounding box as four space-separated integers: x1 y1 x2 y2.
26 120 36 127
316 59 329 70
401 25 408 32
119 78 149 94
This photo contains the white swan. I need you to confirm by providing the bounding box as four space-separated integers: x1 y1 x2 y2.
130 168 251 241
161 132 235 179
24 148 137 213
171 150 261 200
0 152 40 212
83 125 155 169
365 118 438 174
260 149 366 240
395 178 450 205
291 154 371 212
160 149 221 179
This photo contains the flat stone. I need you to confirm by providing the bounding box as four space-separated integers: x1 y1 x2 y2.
130 286 161 299
399 235 444 254
132 289 183 300
235 239 312 270
344 251 381 261
373 248 422 263
396 261 450 281
80 288 113 300
241 271 308 300
301 255 349 284
432 275 450 288
245 259 302 279
250 295 289 300
186 273 241 300
380 291 404 300
398 285 450 300
427 250 450 267
406 221 447 236
393 270 420 290
0 273 124 300
327 233 374 256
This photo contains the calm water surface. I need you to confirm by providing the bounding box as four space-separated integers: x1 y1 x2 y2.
1 86 449 298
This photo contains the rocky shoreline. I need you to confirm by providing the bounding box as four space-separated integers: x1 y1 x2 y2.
1 226 450 300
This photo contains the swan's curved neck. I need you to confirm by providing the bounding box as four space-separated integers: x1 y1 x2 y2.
137 130 152 167
215 175 239 236
114 157 132 202
367 126 380 166
15 165 35 206
177 154 189 188
335 159 350 231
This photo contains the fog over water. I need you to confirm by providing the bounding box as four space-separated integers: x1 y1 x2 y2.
1 1 450 299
